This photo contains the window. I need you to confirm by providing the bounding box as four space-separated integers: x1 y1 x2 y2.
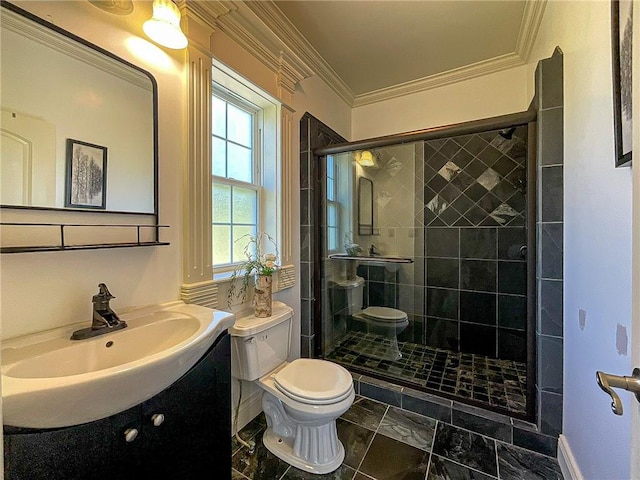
326 155 339 252
212 90 260 270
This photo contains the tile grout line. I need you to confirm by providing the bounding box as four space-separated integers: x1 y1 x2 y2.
278 466 291 480
495 437 501 480
354 404 390 475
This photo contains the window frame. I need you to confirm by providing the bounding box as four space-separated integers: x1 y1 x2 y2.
211 87 263 273
326 155 340 254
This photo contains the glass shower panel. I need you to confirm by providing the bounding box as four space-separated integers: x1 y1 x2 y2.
321 127 530 417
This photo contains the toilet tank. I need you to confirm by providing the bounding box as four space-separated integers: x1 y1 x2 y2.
228 301 293 381
332 277 364 315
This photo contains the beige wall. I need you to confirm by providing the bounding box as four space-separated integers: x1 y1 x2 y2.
351 65 531 140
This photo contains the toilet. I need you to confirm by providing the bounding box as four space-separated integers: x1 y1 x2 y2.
229 302 355 475
333 276 409 360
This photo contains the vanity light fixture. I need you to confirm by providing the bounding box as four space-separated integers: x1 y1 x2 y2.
143 0 188 50
355 150 378 168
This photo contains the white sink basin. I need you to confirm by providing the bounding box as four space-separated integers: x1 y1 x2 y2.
2 301 235 429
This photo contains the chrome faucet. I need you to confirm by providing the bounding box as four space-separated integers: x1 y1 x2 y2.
71 283 127 340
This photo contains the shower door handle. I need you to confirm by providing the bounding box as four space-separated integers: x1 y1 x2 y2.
596 368 640 415
519 245 527 259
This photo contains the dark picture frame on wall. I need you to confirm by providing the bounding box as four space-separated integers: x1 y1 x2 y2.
611 0 633 167
65 139 107 209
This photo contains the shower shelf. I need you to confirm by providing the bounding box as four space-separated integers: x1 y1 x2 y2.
328 254 413 264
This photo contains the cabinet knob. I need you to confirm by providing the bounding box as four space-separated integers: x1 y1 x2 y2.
124 428 138 443
151 413 165 427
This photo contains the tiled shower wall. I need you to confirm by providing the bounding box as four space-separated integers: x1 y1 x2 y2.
422 128 529 362
535 48 564 438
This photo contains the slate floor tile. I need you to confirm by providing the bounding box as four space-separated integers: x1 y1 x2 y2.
377 406 437 451
496 443 563 480
231 441 289 480
282 463 356 479
336 418 376 470
340 396 389 431
427 454 497 480
432 423 498 477
359 434 430 480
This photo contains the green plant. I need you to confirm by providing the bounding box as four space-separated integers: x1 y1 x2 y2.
227 232 279 306
343 232 363 256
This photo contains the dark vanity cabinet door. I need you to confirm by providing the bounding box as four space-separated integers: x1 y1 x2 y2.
3 418 112 480
4 333 231 480
139 333 231 478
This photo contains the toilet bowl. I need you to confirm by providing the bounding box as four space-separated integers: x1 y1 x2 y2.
229 302 355 475
332 277 409 360
352 306 409 360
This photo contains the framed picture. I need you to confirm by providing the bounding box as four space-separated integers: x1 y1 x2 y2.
611 0 633 167
65 139 107 209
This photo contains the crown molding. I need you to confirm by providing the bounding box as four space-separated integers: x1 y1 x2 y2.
214 1 545 108
211 1 315 99
352 53 526 107
240 1 354 105
515 0 547 62
178 0 234 32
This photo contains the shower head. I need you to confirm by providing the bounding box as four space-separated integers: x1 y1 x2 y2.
498 127 516 140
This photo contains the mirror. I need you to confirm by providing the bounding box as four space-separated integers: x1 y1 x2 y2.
358 177 373 236
0 3 157 214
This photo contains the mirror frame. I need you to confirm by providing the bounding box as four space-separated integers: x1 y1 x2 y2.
357 176 373 236
0 1 159 218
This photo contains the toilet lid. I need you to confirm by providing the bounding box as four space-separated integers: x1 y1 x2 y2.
274 359 353 404
361 306 408 322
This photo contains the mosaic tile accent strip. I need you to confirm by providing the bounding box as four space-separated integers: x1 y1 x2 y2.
424 128 528 227
327 331 527 415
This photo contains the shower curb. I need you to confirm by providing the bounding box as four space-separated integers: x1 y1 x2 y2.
353 373 559 458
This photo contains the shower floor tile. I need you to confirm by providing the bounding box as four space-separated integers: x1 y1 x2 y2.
326 331 527 416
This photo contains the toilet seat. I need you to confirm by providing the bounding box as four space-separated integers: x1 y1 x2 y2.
274 359 353 405
354 306 408 324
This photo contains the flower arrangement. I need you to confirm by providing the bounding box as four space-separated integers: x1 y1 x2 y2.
227 232 279 307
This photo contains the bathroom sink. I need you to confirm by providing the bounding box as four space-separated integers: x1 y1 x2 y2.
2 301 235 429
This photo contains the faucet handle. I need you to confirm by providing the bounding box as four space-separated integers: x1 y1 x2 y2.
97 283 115 300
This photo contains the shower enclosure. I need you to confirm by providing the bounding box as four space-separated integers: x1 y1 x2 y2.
314 114 536 419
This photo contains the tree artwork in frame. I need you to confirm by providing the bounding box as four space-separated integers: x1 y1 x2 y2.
612 0 633 167
65 139 107 209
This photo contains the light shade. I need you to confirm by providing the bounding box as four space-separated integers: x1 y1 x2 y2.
355 150 378 168
143 0 188 50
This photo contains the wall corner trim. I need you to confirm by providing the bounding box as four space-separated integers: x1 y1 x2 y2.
558 434 584 480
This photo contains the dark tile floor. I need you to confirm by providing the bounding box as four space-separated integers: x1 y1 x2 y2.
326 331 527 415
231 396 562 480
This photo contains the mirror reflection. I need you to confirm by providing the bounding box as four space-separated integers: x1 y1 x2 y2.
358 177 373 236
0 4 156 213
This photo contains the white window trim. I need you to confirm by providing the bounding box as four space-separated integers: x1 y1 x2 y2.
211 61 293 290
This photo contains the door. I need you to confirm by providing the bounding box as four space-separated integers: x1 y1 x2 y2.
631 1 640 476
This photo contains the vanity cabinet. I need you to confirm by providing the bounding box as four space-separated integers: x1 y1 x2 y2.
4 333 231 480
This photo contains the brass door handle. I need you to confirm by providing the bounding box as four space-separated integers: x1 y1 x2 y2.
596 368 640 415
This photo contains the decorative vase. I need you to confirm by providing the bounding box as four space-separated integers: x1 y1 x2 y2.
346 260 357 280
253 275 273 317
